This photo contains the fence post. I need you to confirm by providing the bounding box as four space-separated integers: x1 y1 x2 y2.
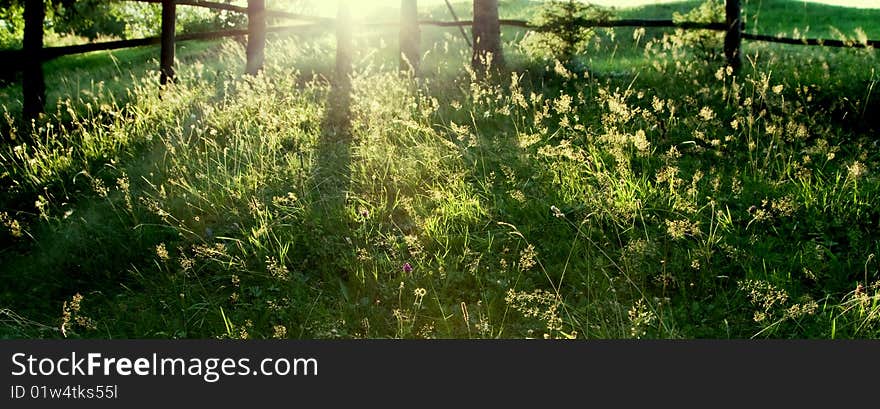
724 0 742 72
246 0 267 75
22 0 46 122
399 0 420 75
160 0 176 85
472 0 504 72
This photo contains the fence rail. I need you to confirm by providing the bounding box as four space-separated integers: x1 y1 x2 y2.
132 0 334 23
5 19 873 65
742 32 879 49
0 23 320 65
136 0 248 14
412 19 729 31
4 0 878 123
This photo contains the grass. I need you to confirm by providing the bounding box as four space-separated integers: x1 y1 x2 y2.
0 0 879 339
743 0 880 38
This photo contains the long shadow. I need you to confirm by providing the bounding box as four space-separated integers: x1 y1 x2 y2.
304 6 355 279
314 71 352 209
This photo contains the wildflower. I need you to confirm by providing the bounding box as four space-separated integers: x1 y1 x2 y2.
553 94 573 115
553 60 573 79
272 325 287 339
266 257 289 280
60 293 96 337
403 263 413 273
655 166 680 186
506 289 565 336
356 248 370 262
0 212 23 238
847 161 867 180
651 96 665 113
550 205 564 218
155 243 170 261
698 106 716 121
631 129 650 154
665 219 700 240
92 179 109 198
628 299 656 339
177 254 193 272
519 244 538 271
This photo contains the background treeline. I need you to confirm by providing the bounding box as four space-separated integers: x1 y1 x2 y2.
0 0 248 49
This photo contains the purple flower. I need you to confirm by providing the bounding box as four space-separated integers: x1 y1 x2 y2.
402 262 413 273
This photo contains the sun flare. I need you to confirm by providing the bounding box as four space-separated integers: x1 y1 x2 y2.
306 0 400 18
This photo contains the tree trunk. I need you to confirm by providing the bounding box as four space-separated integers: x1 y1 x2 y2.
23 0 46 122
160 0 176 85
472 0 503 72
246 0 267 75
399 0 420 75
724 0 742 73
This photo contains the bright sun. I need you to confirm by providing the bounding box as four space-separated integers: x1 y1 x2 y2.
305 0 399 18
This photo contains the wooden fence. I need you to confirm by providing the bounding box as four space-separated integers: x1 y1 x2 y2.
5 0 878 122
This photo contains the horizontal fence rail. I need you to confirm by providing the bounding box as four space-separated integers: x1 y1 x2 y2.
130 0 335 23
742 32 879 49
135 0 248 14
0 24 322 62
411 18 729 32
3 17 874 65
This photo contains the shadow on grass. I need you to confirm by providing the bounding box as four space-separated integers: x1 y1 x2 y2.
304 8 356 280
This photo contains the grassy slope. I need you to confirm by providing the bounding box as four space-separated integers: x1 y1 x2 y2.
0 41 233 115
1 0 879 339
614 0 880 37
742 0 880 38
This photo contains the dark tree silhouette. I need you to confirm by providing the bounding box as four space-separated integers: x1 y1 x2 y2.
472 0 503 71
246 0 267 75
399 0 421 75
724 0 743 72
159 0 176 85
22 0 45 122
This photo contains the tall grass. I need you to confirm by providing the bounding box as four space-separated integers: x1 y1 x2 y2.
1 0 879 339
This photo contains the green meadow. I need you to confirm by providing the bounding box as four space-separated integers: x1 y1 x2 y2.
1 0 878 339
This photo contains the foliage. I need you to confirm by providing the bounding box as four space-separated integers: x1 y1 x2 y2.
52 0 130 41
0 3 24 49
670 0 726 62
522 0 611 66
0 0 247 45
